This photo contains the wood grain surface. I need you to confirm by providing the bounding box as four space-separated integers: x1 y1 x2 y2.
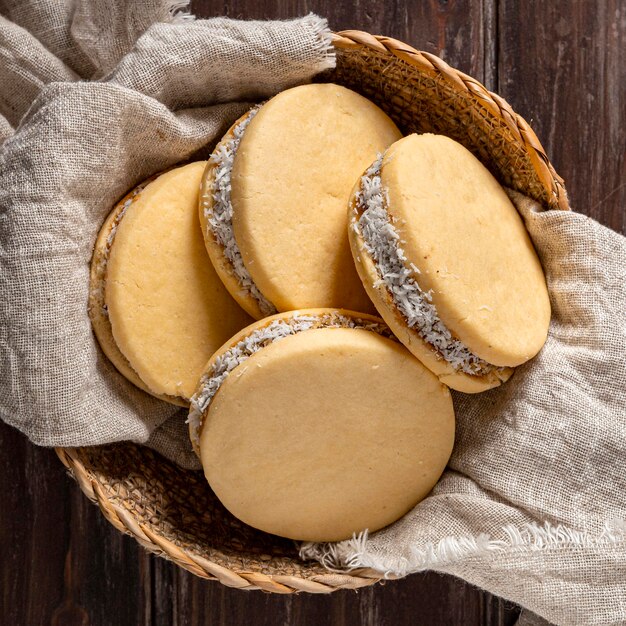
1 1 624 625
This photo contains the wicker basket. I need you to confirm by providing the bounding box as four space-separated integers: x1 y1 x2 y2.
56 30 570 594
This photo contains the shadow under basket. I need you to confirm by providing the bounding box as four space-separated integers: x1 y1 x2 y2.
56 30 570 594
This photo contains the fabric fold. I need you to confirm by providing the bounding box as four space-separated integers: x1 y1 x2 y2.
0 0 96 77
108 17 334 109
70 0 195 77
0 113 12 142
0 15 78 125
0 0 193 79
0 12 336 458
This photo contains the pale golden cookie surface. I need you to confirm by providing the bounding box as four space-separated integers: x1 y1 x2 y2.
381 134 550 367
199 318 455 542
231 84 402 314
347 194 513 394
102 162 252 402
89 179 174 402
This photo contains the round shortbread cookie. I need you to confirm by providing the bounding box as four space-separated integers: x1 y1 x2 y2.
91 162 252 405
348 133 550 393
193 309 454 542
204 84 402 317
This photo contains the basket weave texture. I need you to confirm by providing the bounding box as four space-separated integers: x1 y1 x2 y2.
56 30 569 594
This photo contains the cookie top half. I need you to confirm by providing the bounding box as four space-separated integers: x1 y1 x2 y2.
349 134 550 392
200 84 402 319
190 309 454 542
90 162 252 405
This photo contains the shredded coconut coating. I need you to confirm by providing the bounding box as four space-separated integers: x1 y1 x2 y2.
201 108 277 317
188 313 393 445
353 156 496 377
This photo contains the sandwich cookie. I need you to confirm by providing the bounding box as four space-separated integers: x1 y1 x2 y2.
348 133 551 393
189 309 455 542
200 83 402 319
89 162 253 406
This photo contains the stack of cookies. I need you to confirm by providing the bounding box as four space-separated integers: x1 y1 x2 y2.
89 83 550 542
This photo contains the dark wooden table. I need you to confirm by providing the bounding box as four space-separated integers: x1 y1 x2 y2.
1 1 623 624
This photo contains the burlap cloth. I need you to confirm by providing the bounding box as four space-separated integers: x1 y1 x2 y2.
0 2 624 624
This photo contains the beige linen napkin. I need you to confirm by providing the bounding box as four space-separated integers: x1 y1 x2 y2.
0 1 334 468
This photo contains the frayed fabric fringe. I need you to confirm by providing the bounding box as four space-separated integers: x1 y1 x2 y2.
299 519 626 578
168 0 195 22
300 13 336 68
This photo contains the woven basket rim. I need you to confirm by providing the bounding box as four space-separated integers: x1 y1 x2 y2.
56 30 569 595
55 446 381 593
332 31 568 212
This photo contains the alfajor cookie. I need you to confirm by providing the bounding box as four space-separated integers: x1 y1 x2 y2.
348 134 551 394
199 83 402 319
89 162 253 406
189 309 455 542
